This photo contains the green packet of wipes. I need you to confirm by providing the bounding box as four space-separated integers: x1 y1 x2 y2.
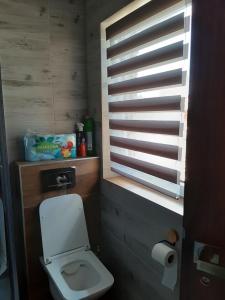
24 134 77 161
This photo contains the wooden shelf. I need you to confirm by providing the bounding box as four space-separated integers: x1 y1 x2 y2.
16 156 99 167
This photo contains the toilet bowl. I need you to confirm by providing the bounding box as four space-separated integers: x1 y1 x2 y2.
39 194 114 300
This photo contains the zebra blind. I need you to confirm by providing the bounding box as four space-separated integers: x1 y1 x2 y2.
101 0 192 198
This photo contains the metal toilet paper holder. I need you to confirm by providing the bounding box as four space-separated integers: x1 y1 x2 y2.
193 241 225 280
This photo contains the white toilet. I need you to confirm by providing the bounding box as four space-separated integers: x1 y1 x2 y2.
39 194 114 300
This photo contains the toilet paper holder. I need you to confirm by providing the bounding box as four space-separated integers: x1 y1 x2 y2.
156 229 179 248
193 241 225 280
166 229 179 245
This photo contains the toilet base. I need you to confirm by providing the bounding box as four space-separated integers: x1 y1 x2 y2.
50 279 64 300
49 278 109 300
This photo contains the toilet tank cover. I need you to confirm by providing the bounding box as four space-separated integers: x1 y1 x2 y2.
39 194 90 262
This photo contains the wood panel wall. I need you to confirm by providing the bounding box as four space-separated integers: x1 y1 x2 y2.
0 0 87 162
16 157 100 300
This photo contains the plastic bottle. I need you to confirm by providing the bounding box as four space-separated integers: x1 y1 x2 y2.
76 123 86 157
83 116 95 156
79 137 87 157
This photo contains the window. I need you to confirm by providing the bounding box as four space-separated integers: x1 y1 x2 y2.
101 0 192 199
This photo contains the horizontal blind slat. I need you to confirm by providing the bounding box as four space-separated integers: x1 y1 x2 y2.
108 69 183 95
106 0 183 40
110 152 178 183
108 41 183 77
110 136 179 159
111 164 181 198
107 13 185 59
109 95 181 112
110 130 180 146
109 120 180 135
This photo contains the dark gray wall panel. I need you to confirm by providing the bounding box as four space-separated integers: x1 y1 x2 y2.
101 180 182 300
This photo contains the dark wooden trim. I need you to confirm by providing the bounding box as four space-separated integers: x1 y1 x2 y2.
183 0 225 249
181 0 225 299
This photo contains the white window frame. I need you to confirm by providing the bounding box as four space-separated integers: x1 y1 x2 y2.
100 0 191 206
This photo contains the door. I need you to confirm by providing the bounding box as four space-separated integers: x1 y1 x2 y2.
181 1 225 299
0 66 19 300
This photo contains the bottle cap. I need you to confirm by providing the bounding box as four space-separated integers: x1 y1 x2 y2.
76 123 84 131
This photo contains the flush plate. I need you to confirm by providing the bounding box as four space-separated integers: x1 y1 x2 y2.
41 167 76 192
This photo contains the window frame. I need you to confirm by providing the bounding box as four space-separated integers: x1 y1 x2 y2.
100 0 191 208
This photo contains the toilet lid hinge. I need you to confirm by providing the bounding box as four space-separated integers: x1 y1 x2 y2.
45 258 52 265
44 245 90 264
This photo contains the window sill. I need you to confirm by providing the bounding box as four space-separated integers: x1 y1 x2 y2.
104 175 184 216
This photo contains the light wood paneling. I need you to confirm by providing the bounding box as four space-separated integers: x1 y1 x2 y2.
17 157 100 300
0 0 87 162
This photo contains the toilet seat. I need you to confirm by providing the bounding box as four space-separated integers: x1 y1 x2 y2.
41 250 114 300
39 194 90 264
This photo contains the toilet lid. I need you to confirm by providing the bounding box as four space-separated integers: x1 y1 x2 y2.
39 194 90 263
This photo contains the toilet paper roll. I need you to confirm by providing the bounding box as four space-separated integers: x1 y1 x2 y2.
151 242 178 290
